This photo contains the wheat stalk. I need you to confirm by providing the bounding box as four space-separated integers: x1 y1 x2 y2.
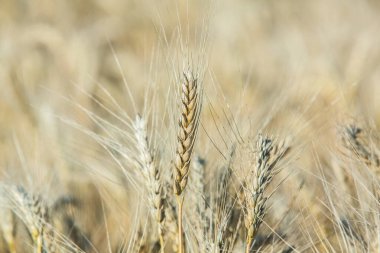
134 114 165 252
244 135 289 253
173 71 202 253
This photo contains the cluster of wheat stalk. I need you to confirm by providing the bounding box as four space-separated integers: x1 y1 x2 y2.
0 57 379 253
2 0 380 251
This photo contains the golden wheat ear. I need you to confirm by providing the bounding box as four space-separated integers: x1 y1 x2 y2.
173 70 202 253
174 71 202 197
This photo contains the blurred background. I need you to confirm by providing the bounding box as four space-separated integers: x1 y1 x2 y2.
1 0 379 167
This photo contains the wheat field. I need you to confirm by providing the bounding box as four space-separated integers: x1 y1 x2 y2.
0 0 380 252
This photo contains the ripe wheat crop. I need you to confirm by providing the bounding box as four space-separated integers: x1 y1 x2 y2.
1 0 380 253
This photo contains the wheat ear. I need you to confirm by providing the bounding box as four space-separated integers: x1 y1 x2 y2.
244 135 289 253
342 124 380 169
11 186 48 253
134 115 165 252
173 71 202 253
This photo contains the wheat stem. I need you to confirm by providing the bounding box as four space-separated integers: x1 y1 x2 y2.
176 196 184 253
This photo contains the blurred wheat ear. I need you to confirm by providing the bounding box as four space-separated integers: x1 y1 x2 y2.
341 124 380 170
173 71 202 253
11 186 49 253
134 114 165 252
244 135 290 253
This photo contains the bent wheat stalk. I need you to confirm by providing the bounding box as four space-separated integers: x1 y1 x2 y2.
173 71 202 253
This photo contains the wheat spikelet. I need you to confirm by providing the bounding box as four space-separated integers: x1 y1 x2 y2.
244 135 290 253
134 114 165 251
